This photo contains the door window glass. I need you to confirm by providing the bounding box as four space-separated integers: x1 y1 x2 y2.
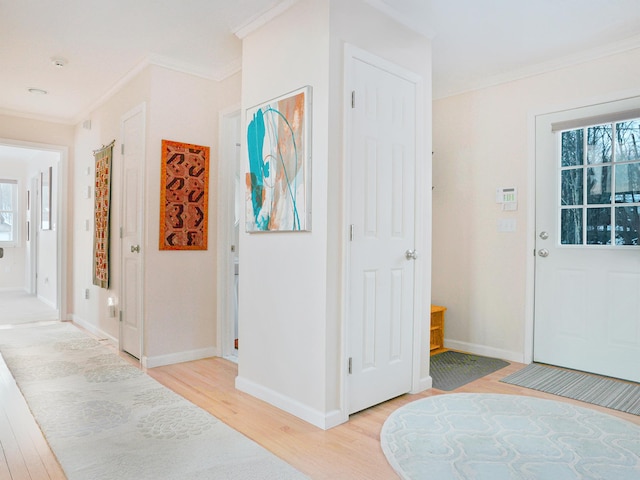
559 119 640 246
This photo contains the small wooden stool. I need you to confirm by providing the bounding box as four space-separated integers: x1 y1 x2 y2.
430 305 446 352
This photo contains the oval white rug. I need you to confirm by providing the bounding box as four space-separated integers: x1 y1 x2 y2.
381 393 640 480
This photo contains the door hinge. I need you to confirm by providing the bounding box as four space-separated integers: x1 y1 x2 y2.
349 224 354 241
348 357 353 374
351 90 355 109
119 310 123 322
121 144 125 155
120 227 123 239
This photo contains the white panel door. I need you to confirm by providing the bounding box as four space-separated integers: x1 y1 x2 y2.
534 98 640 383
120 105 145 359
348 57 417 414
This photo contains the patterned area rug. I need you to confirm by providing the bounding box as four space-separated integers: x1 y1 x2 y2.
381 393 640 480
0 323 308 480
430 351 510 391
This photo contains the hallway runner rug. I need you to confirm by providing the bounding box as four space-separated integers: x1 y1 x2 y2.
0 322 308 480
500 363 640 415
381 393 640 479
430 350 509 391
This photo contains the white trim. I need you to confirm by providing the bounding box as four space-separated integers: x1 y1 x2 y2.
36 294 57 310
0 107 75 125
436 36 640 100
216 104 241 361
411 375 433 394
72 56 242 125
342 44 427 418
119 103 146 361
235 375 344 430
233 0 299 39
364 0 434 39
143 347 218 369
444 339 524 364
71 315 118 345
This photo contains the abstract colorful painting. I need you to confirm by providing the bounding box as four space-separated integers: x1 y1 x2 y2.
93 142 114 288
246 86 311 232
159 140 210 250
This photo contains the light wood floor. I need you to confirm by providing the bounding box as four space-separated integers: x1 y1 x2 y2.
2 329 639 480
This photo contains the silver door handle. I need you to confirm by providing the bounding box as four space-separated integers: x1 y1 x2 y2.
405 249 418 260
539 231 549 240
131 245 140 253
538 248 549 257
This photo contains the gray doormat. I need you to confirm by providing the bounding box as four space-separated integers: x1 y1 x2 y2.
501 363 640 416
430 351 510 391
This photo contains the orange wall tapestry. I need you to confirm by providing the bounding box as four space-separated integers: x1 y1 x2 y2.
159 140 210 250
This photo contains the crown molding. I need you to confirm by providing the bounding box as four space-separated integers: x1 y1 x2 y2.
435 34 640 100
233 0 299 39
364 0 435 39
0 107 75 125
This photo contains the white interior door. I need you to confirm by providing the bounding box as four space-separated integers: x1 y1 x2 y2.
534 98 640 383
120 105 145 359
347 56 417 414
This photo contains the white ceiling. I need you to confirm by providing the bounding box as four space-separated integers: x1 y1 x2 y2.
1 0 640 125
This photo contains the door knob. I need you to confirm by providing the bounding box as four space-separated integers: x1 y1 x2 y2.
405 249 418 260
131 245 140 253
539 231 549 240
538 248 549 257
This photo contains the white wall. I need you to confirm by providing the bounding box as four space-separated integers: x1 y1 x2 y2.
72 64 242 362
144 66 241 363
72 67 151 340
432 47 640 362
239 0 332 424
238 0 431 428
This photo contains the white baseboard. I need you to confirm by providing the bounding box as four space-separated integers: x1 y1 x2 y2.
411 375 432 394
444 339 524 364
36 294 57 309
235 376 347 430
70 315 118 345
143 347 218 369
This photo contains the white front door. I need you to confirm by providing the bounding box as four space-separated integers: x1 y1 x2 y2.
534 98 640 383
120 105 145 359
347 55 417 414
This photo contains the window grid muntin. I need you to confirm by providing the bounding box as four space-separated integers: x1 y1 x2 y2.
559 119 640 247
0 179 18 245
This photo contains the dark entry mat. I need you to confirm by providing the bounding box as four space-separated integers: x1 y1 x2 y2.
430 350 510 391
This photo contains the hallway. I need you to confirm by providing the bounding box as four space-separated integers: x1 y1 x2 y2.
0 291 58 327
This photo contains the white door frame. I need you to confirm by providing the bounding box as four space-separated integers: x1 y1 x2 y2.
217 104 241 361
524 88 640 364
341 45 429 420
0 138 67 320
29 174 39 295
119 103 146 360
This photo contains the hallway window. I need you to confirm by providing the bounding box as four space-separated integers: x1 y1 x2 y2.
0 179 18 245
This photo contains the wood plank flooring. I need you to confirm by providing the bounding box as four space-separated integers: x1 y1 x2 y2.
0 357 65 480
1 333 639 480
146 356 640 480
